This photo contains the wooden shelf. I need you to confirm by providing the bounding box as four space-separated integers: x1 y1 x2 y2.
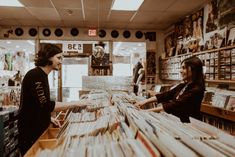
160 45 235 82
200 103 235 122
162 45 235 60
206 79 235 84
91 65 110 69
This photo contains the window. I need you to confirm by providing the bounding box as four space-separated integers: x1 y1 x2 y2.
112 42 146 76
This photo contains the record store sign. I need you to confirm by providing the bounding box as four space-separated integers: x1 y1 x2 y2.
63 41 83 53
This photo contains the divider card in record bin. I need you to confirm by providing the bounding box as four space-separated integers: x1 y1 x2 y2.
82 76 132 92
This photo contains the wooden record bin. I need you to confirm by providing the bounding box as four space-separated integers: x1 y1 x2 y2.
40 128 60 140
24 138 58 157
24 118 67 156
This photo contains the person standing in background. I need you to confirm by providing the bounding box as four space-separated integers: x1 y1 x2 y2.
132 58 143 95
136 59 146 96
13 51 26 75
135 56 205 122
18 44 90 156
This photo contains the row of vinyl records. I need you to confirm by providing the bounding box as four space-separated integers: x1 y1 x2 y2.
160 47 235 80
203 87 235 111
25 91 235 157
202 114 234 135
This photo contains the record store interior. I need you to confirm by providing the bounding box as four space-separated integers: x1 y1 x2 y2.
0 0 235 157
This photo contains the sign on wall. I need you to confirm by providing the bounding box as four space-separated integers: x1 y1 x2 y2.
63 41 83 53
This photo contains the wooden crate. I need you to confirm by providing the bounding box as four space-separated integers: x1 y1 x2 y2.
24 139 58 157
25 118 69 156
39 128 59 140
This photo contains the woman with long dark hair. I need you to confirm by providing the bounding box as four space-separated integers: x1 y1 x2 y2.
135 56 205 122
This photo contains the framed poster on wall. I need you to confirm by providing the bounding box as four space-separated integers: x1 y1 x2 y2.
146 51 156 76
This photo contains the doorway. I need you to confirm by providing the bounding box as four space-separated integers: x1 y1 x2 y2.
61 57 89 101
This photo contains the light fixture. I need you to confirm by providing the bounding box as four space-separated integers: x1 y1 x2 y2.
67 9 73 16
0 0 24 7
111 0 144 11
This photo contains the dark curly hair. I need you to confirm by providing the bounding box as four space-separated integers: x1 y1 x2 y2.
35 43 62 66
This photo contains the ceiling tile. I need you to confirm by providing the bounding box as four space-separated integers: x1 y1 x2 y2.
139 0 175 11
104 22 129 29
57 9 83 21
83 0 112 10
26 7 60 20
159 11 188 23
63 20 85 27
127 22 165 30
51 0 81 9
19 0 54 8
0 19 19 26
17 19 43 26
83 21 101 28
41 20 63 27
167 0 205 12
84 9 98 21
84 8 110 22
132 11 164 23
0 7 34 19
109 11 135 22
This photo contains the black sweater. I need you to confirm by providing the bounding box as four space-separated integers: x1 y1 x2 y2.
18 67 55 154
156 82 204 122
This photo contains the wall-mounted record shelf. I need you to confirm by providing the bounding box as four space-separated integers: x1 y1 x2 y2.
160 45 235 81
200 103 235 122
206 79 235 84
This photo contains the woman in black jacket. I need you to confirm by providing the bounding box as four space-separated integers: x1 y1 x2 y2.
135 56 205 122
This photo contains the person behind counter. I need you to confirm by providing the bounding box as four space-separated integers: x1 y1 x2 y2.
18 43 90 156
135 56 205 123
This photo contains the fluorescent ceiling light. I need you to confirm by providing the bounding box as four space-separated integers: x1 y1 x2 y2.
111 0 144 11
0 0 24 7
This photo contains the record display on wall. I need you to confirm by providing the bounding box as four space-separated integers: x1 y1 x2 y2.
145 32 156 41
99 29 106 38
42 28 51 37
135 31 143 39
15 28 24 36
54 28 63 37
70 28 79 36
123 30 131 38
111 30 119 38
28 28 38 37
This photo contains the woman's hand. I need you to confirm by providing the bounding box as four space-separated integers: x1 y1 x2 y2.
146 106 163 112
134 99 148 108
134 96 157 109
134 101 144 108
